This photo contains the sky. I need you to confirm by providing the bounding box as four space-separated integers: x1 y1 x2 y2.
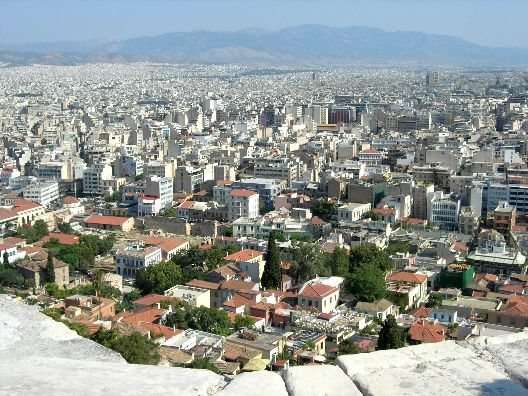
1 0 527 48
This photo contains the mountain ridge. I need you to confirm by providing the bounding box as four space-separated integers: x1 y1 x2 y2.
1 25 527 66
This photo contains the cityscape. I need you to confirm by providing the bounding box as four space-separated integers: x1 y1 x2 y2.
1 1 528 395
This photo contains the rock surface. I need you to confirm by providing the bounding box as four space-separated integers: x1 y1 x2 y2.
282 365 362 396
218 371 288 396
1 295 527 396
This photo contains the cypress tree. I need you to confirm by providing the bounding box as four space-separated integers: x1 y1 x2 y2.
261 231 282 290
46 253 55 283
377 315 405 350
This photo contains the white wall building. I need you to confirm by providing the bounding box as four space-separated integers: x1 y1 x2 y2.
23 181 60 206
115 245 162 278
226 189 259 222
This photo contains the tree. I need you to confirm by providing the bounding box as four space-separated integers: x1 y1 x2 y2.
349 245 394 273
329 247 349 277
107 332 160 365
16 219 49 243
46 253 55 283
135 261 183 295
222 227 233 237
261 231 282 290
57 222 75 234
3 251 9 267
425 292 443 308
385 242 410 255
363 211 381 221
346 263 386 302
134 174 144 181
187 306 231 336
0 268 26 287
234 315 256 331
161 208 178 217
178 358 220 374
338 339 361 355
312 200 336 222
377 315 405 350
291 243 330 283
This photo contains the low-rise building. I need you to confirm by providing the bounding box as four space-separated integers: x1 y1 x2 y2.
115 245 162 277
84 215 134 232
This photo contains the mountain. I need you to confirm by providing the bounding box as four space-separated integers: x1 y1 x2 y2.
2 25 528 66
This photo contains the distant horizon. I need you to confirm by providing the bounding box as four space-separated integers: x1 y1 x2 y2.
1 0 528 48
2 24 527 52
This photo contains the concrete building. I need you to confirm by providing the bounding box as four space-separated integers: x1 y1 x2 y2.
427 191 461 230
254 157 300 187
493 201 516 237
145 175 173 209
226 189 259 222
337 202 372 227
164 285 211 308
115 245 163 277
138 195 162 217
22 181 60 206
175 166 203 193
412 183 435 220
297 280 340 314
83 162 113 195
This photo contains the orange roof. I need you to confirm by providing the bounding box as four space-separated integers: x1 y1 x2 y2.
121 307 167 325
224 249 263 262
85 215 131 226
408 306 431 319
310 216 326 225
62 196 79 204
133 294 179 307
387 271 428 284
3 237 25 245
229 189 257 198
186 279 221 290
221 279 257 292
360 148 382 154
178 200 195 209
372 207 396 216
401 217 427 224
42 233 80 245
144 236 188 252
299 283 337 298
137 323 182 340
0 243 15 251
223 294 253 309
409 320 446 343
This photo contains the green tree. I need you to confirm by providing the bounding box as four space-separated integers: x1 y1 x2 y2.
349 245 394 273
312 201 336 222
291 243 330 283
222 227 233 237
261 231 282 290
3 251 9 267
377 315 405 350
0 268 25 287
329 247 349 277
90 327 119 346
161 208 178 217
16 219 49 243
46 253 55 283
385 242 410 255
234 315 256 331
57 222 75 234
178 358 219 374
425 292 443 308
338 339 361 355
134 174 144 181
363 211 381 221
135 261 183 295
187 306 231 335
346 263 386 302
107 332 160 365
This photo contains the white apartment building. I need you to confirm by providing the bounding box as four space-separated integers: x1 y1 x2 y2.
254 157 300 187
427 191 461 230
138 195 162 217
115 245 162 278
83 162 113 194
227 189 259 222
145 175 173 209
22 181 60 206
337 202 372 226
358 148 383 165
144 160 177 178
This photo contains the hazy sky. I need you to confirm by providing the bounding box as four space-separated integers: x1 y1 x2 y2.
1 0 527 48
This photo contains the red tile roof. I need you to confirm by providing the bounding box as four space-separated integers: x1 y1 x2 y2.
387 271 428 284
221 279 257 292
409 320 446 343
42 233 80 245
224 249 263 262
360 148 382 155
85 215 131 226
229 189 257 198
299 283 337 298
186 279 221 290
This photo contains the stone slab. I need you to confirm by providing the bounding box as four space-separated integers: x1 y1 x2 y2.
217 371 288 396
282 365 362 396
